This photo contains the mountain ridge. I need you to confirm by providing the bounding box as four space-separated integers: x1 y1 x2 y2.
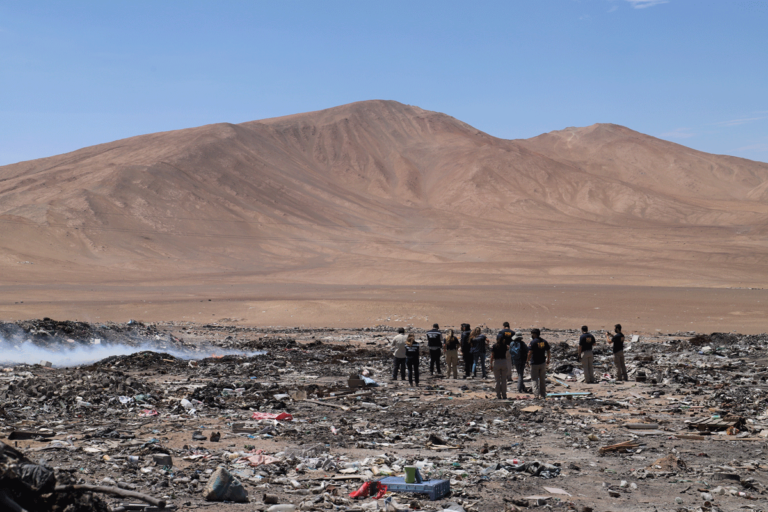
2 100 767 289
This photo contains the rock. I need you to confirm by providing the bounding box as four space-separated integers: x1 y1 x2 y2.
701 493 713 501
152 453 173 467
203 467 249 503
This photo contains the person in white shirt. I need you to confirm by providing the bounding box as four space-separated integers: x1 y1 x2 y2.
391 327 408 381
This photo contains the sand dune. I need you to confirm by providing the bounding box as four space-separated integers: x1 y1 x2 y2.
1 100 767 331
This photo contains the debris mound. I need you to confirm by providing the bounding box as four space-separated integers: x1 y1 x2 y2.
0 441 110 512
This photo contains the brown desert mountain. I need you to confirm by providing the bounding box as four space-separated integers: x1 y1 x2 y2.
1 100 767 331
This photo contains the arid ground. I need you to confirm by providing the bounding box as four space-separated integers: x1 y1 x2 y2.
1 100 767 332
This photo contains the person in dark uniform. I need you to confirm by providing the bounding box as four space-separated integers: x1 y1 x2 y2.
426 324 444 376
405 333 420 387
460 323 472 379
470 326 488 379
606 324 628 381
526 328 551 399
444 329 460 379
489 336 509 399
509 333 529 393
577 326 597 384
497 322 515 383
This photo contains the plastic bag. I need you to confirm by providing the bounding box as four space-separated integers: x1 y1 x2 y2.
349 481 372 499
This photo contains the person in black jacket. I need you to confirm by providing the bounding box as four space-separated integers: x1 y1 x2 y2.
509 333 529 393
526 328 551 399
578 325 597 384
460 323 472 379
426 323 444 376
405 333 420 387
489 337 509 399
606 324 628 381
470 326 488 379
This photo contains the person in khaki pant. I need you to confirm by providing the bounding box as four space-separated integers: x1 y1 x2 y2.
526 328 551 399
577 325 597 384
489 337 509 399
606 323 628 381
444 329 460 379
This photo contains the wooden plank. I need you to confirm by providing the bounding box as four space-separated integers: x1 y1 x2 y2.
623 423 660 430
303 400 350 411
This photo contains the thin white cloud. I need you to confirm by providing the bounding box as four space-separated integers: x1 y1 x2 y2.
737 143 768 152
712 116 766 127
660 128 694 139
608 5 619 12
626 0 669 8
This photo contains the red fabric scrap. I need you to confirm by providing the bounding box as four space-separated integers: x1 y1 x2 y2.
251 412 293 421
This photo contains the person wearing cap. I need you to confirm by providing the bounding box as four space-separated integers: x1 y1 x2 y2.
391 327 408 381
526 328 551 399
497 322 515 383
444 329 460 379
460 323 473 379
426 323 444 376
578 325 597 384
606 323 628 381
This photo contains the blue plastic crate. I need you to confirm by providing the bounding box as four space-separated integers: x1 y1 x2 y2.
377 476 450 501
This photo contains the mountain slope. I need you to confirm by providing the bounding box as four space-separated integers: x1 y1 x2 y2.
1 100 768 288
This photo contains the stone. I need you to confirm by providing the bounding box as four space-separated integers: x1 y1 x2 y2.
203 467 249 503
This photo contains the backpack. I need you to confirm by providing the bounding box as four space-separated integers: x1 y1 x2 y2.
509 340 522 363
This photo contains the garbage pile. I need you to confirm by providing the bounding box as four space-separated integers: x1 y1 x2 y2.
0 318 163 349
1 319 768 512
0 440 112 512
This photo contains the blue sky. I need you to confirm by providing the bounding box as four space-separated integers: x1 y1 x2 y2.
1 0 766 165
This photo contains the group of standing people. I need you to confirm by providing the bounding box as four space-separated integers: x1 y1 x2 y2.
577 324 628 383
391 322 628 400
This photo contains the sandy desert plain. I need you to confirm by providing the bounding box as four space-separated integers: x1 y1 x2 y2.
1 100 767 333
2 100 768 512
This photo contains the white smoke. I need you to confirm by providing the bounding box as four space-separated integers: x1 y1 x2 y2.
0 337 265 368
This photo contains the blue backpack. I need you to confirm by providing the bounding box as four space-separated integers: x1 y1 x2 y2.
508 340 523 363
